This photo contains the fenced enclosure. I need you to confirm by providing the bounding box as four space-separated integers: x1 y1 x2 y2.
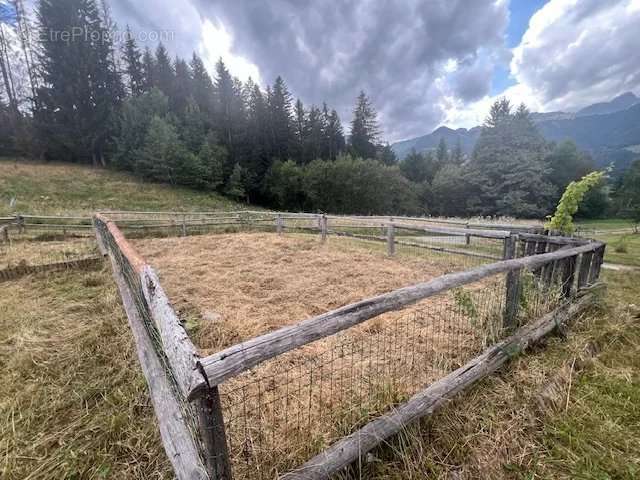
93 211 605 480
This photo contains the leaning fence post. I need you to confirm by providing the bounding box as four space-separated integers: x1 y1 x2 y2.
195 386 234 480
387 223 396 256
503 234 520 329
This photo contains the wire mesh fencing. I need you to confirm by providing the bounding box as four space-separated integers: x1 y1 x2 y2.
92 210 605 480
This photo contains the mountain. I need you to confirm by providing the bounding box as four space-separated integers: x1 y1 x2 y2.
392 126 481 159
576 91 639 117
391 91 640 174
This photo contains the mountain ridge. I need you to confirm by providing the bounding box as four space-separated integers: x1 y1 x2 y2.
391 92 640 174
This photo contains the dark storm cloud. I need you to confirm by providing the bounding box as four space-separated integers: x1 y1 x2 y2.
109 0 509 140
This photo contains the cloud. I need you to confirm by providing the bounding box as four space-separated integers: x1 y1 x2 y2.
510 0 640 112
109 0 509 141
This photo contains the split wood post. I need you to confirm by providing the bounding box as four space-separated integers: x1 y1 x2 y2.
589 245 605 283
194 387 234 480
387 223 396 256
561 254 577 298
465 222 470 245
577 251 594 289
276 214 284 234
503 234 520 329
320 214 327 243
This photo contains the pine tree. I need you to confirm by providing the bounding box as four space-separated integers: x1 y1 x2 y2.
35 0 121 165
292 98 305 163
153 43 174 97
225 162 245 200
436 137 448 165
141 47 155 92
269 76 293 160
190 52 214 116
172 57 191 115
451 138 463 164
214 58 235 149
325 109 345 160
122 26 143 96
349 91 380 159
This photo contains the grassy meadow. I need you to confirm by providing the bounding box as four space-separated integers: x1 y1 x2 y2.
1 159 639 479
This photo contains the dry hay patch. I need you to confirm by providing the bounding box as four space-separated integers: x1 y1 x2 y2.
134 232 450 354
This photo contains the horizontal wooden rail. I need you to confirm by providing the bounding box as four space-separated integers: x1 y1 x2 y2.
392 222 511 239
196 241 603 393
518 232 590 245
281 289 598 480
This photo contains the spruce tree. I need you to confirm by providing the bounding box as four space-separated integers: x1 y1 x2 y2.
153 43 174 97
190 52 214 116
141 47 155 92
122 26 143 96
35 0 120 165
349 91 380 159
436 137 448 165
225 162 245 200
269 76 293 160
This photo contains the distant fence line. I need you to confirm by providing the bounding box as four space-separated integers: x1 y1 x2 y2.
92 211 604 480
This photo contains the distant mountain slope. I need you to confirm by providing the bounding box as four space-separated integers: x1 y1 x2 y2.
391 92 640 174
576 92 639 117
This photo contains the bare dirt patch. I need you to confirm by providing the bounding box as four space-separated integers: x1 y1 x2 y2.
134 232 450 354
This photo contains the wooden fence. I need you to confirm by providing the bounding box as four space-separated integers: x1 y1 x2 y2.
92 211 604 480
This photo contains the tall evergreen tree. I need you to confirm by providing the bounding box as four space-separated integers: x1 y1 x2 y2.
325 108 345 160
190 52 214 116
141 47 154 92
292 98 305 163
268 76 293 160
153 43 174 97
349 91 380 159
172 57 191 115
436 137 448 165
122 26 143 96
35 0 120 165
470 99 555 217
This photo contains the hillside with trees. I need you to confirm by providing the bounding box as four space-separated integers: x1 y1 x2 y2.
0 0 638 220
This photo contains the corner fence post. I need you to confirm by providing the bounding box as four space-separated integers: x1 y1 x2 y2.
387 223 396 256
503 234 520 329
195 386 234 480
589 244 605 283
577 251 594 289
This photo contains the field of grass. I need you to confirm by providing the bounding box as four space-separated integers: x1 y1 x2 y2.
2 161 639 479
0 158 244 216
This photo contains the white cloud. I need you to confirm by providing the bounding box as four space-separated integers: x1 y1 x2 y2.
509 0 640 112
198 19 261 84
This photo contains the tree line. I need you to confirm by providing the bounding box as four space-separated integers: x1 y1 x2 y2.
0 0 638 219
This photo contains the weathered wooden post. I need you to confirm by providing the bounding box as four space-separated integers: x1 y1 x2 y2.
276 214 284 234
577 251 594 289
195 387 234 480
588 244 605 284
561 254 577 298
465 222 470 246
503 234 520 329
320 214 327 243
0 225 8 243
387 223 396 256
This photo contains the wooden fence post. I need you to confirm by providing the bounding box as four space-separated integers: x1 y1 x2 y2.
465 222 470 246
589 245 605 283
503 234 520 329
387 223 396 256
577 251 594 289
320 214 327 243
182 214 187 237
276 214 283 234
195 386 234 480
561 254 577 298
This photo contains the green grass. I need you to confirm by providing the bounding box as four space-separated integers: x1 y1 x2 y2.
0 265 171 479
596 233 640 267
0 158 246 216
575 218 637 231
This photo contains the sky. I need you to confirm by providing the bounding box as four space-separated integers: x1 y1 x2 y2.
54 0 640 141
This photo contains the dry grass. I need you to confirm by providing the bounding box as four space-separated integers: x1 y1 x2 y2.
133 232 453 355
0 236 98 270
0 266 170 479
